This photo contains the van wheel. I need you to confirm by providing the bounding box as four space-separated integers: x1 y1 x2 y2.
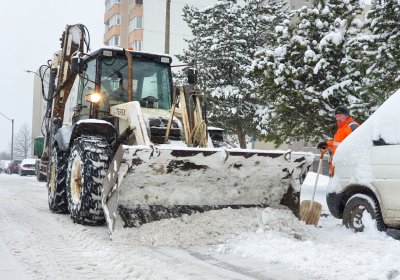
343 194 386 232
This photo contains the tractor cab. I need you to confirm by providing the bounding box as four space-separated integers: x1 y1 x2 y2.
71 48 173 124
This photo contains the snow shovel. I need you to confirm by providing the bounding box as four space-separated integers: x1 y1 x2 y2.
299 149 326 226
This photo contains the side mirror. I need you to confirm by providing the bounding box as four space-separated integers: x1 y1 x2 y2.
71 56 87 74
187 68 197 85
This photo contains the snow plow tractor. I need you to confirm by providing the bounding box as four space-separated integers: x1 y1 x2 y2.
35 24 313 237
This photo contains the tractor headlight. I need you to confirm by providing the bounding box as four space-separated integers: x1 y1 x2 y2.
85 92 101 103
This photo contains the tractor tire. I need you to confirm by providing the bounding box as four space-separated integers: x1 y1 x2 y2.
47 147 69 213
66 136 112 225
343 194 386 232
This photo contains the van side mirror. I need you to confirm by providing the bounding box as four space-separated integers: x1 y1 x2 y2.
187 68 197 85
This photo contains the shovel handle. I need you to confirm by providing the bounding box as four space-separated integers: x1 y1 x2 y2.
311 149 326 203
319 148 327 159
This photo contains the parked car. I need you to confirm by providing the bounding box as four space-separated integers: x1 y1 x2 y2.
327 90 400 233
6 159 22 174
0 160 10 173
18 158 37 176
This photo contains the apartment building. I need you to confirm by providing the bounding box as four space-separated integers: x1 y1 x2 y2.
31 69 48 157
104 0 216 59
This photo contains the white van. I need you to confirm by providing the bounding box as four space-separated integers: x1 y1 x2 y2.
326 90 400 232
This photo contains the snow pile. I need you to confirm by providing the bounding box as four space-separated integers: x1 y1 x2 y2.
113 207 267 246
114 200 400 280
216 208 400 280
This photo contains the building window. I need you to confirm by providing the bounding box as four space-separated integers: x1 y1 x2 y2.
105 0 121 11
105 14 121 30
130 40 143 51
135 0 143 5
128 16 143 32
305 0 309 2
108 35 120 47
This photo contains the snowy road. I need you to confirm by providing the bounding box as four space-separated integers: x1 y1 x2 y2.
0 174 311 280
2 173 400 280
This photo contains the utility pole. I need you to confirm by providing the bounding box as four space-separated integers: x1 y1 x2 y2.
0 112 14 160
165 0 171 54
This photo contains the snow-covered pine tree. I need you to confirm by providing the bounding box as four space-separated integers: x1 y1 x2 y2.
253 0 363 144
351 0 400 105
179 0 290 148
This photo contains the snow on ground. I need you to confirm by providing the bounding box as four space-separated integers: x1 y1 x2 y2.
219 173 400 280
1 173 400 280
218 210 400 280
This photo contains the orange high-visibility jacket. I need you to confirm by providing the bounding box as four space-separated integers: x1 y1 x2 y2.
327 117 360 156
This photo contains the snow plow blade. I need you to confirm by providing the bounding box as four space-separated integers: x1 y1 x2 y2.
102 145 313 236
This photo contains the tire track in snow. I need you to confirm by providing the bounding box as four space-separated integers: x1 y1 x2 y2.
184 249 312 280
0 179 112 279
185 249 273 280
148 247 279 280
0 175 154 279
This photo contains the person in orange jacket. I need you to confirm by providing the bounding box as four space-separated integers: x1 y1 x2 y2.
317 106 360 175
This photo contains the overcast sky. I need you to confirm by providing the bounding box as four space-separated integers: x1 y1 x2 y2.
0 0 104 155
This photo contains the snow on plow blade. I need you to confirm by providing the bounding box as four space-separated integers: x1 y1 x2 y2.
102 145 313 236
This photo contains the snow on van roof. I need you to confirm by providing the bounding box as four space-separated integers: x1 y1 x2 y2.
333 88 400 168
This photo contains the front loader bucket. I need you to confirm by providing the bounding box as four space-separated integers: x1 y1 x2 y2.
102 145 313 237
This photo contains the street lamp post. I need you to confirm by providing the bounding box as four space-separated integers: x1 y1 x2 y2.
24 69 49 84
24 69 43 81
24 69 39 77
0 112 14 160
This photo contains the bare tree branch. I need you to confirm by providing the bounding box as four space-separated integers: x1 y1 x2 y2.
14 123 32 159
